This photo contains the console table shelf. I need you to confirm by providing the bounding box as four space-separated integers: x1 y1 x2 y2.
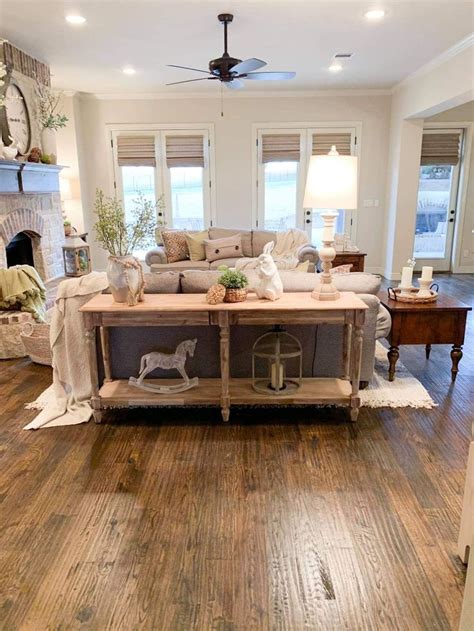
80 292 367 422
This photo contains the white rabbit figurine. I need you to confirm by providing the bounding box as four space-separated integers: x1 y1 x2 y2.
254 241 283 301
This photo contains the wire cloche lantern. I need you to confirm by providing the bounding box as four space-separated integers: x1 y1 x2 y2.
252 326 302 395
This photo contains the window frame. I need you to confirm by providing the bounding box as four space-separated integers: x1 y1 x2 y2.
108 123 216 230
252 122 361 243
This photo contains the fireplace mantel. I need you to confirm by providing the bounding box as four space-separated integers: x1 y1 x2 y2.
0 160 65 194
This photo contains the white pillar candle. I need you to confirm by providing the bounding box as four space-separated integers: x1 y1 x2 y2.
421 266 433 282
271 363 284 390
400 266 413 288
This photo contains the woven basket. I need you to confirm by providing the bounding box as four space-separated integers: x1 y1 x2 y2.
224 288 248 303
20 322 52 366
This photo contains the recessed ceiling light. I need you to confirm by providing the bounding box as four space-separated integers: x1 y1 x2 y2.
328 63 343 73
365 9 385 20
122 66 136 75
65 15 86 25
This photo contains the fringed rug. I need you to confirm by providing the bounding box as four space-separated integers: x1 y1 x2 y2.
360 342 437 409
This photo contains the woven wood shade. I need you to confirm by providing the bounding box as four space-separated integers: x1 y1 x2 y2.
166 135 205 168
312 133 352 156
117 136 156 167
261 134 301 163
420 132 461 166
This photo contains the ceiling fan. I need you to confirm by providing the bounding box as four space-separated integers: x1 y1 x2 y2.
166 13 296 89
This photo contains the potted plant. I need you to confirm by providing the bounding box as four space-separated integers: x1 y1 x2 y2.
63 219 72 236
217 267 249 303
93 189 162 305
35 81 69 159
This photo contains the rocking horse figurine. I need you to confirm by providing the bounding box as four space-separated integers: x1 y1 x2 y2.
128 339 199 394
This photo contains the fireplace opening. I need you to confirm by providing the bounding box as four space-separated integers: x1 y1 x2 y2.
6 232 34 268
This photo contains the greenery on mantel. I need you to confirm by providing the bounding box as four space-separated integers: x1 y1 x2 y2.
0 62 6 108
35 81 68 131
93 189 163 257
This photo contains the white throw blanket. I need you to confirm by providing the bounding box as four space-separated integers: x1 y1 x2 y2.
24 272 109 430
235 228 309 270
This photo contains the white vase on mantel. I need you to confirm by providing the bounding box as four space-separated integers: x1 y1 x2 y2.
41 127 57 158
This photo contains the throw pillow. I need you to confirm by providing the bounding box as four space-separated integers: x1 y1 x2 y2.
204 235 244 263
161 230 189 263
185 230 208 261
330 264 353 274
295 260 310 272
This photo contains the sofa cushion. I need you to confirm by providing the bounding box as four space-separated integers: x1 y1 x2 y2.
185 230 208 261
209 227 252 257
204 235 244 263
161 230 189 263
209 257 241 269
150 260 209 273
143 272 181 293
252 230 277 256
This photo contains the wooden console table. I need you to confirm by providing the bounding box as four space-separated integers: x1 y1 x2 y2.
80 292 367 423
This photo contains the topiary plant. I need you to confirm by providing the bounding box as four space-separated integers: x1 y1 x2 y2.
217 268 248 289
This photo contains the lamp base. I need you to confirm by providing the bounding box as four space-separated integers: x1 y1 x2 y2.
311 284 340 301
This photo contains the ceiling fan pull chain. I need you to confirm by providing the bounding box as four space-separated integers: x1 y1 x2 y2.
220 82 224 117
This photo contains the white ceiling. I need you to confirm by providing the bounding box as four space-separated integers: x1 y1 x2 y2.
0 0 473 94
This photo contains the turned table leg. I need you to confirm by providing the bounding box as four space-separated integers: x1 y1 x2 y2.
387 345 399 382
451 345 463 382
349 316 364 423
219 313 231 422
425 344 432 359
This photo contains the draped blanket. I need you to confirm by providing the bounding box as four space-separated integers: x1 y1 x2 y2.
235 228 309 270
0 265 46 322
24 272 109 430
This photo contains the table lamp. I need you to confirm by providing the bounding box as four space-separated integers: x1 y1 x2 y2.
303 145 358 300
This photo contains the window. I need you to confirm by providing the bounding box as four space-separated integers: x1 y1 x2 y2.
256 126 358 246
112 127 214 257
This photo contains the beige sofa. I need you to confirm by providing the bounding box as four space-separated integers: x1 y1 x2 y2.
145 227 319 272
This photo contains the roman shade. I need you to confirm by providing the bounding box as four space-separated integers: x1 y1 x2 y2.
312 133 352 156
117 136 156 167
166 135 205 168
261 134 301 163
420 132 461 166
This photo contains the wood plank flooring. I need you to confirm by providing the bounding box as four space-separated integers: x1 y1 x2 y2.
0 274 472 630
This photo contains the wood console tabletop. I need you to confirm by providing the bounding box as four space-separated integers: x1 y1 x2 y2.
377 290 472 382
81 292 367 423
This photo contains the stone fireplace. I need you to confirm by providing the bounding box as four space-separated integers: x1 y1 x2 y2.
0 163 65 281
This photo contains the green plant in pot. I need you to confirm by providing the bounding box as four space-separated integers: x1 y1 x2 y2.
63 219 72 236
93 189 163 305
35 81 69 159
217 267 249 303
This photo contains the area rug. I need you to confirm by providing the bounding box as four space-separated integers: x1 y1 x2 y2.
360 342 437 409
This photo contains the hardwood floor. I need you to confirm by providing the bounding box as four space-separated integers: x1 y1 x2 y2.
0 274 472 630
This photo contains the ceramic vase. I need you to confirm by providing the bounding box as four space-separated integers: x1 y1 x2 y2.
41 127 57 158
107 255 144 305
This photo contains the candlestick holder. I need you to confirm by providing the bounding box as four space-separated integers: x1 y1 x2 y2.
417 278 432 298
312 210 340 301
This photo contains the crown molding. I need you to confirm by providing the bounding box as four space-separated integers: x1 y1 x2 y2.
394 33 474 92
79 88 393 101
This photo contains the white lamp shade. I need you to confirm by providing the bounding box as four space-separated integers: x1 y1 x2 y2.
303 153 358 209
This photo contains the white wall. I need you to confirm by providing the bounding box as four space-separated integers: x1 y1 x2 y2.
74 93 391 272
383 44 474 279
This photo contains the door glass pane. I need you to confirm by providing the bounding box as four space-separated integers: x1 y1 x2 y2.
264 162 298 230
414 165 453 259
311 210 345 247
121 166 156 259
169 167 205 230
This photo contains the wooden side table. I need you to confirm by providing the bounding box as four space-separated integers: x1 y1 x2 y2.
333 252 366 272
377 291 472 382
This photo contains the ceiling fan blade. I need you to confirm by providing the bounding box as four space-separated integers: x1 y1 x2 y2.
224 79 245 90
231 58 267 74
166 77 214 86
167 64 212 75
245 71 296 81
